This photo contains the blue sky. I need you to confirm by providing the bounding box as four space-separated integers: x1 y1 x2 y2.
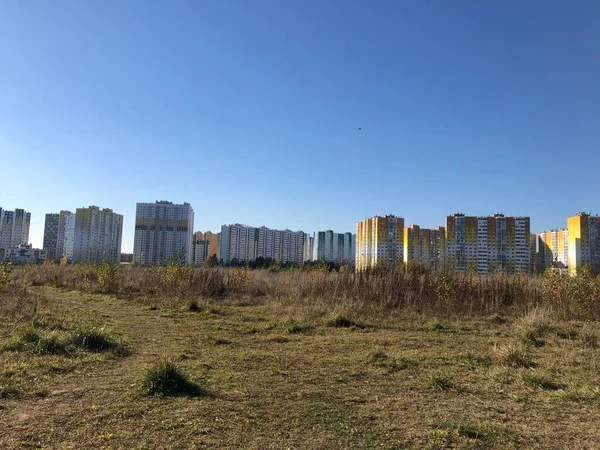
1 0 598 252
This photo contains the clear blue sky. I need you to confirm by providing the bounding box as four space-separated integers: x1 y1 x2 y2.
1 1 598 252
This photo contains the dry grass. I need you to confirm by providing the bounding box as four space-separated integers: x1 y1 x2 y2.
11 263 600 319
0 283 599 448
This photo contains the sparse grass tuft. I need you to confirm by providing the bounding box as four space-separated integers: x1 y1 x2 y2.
369 351 414 372
140 359 206 397
427 421 516 448
429 374 456 392
284 319 315 334
488 314 508 325
325 314 363 329
187 300 202 312
35 334 70 356
68 327 123 353
522 372 564 391
494 344 535 368
212 338 232 346
579 326 598 349
425 320 445 331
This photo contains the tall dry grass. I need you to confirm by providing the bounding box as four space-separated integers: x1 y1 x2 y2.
9 263 600 319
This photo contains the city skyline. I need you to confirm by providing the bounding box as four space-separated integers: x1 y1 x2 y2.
3 202 599 254
1 2 599 253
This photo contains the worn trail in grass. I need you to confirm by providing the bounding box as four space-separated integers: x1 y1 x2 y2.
1 287 600 449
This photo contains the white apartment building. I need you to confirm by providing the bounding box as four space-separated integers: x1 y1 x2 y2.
446 214 531 274
356 216 404 270
537 229 568 270
311 230 356 265
72 206 123 264
219 224 307 264
55 210 74 260
133 201 194 265
0 208 31 249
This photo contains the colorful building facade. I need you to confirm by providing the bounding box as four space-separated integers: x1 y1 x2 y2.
567 213 600 275
404 225 446 268
192 231 219 265
446 214 531 274
356 215 404 270
537 229 568 271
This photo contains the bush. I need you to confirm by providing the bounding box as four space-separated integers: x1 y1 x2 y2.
140 359 205 397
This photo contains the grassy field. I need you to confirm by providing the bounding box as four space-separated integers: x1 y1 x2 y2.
2 280 600 449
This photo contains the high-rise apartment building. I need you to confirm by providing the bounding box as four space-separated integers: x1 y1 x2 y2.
192 231 219 265
219 224 307 264
567 213 600 275
55 210 74 260
0 208 31 249
537 229 568 271
311 230 356 265
404 225 446 268
446 213 531 274
72 206 123 264
133 201 194 265
43 214 59 260
356 215 404 270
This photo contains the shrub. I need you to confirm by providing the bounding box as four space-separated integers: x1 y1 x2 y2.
140 359 205 397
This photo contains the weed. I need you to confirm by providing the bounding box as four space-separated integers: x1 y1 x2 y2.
140 359 206 397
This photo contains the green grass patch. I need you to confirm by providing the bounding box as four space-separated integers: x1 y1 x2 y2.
140 359 206 397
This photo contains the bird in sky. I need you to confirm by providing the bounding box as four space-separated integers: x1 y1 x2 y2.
358 127 362 131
